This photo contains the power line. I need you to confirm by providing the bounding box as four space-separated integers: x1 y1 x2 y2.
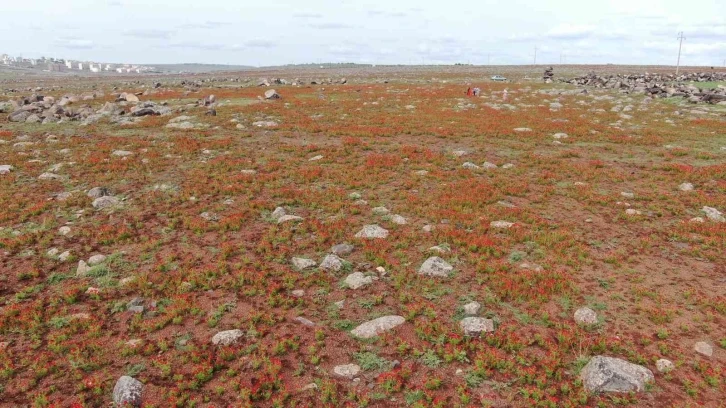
676 32 686 75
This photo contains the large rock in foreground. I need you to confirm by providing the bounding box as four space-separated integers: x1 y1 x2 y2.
113 376 143 407
354 224 389 239
580 356 654 393
351 315 405 339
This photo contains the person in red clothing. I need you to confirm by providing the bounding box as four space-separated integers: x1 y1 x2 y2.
466 87 472 96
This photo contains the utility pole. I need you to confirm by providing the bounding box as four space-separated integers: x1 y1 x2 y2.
533 47 537 65
676 32 685 75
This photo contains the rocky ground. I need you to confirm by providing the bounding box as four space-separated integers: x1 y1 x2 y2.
0 65 724 407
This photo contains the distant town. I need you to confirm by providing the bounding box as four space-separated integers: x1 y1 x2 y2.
1 53 157 74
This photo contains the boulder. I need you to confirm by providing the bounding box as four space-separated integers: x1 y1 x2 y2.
345 272 373 289
212 329 244 346
656 359 674 373
702 206 725 223
351 315 405 339
291 257 317 270
92 196 120 209
463 301 481 316
574 307 598 325
418 257 453 277
333 364 361 379
319 254 344 272
694 341 713 357
0 165 13 175
580 356 654 393
354 224 389 239
331 243 354 256
113 376 143 407
460 317 495 336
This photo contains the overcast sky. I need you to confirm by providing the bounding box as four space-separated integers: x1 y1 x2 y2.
1 0 724 66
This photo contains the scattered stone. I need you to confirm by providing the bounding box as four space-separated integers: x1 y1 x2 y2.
92 196 120 209
351 315 405 339
694 341 713 357
355 224 389 239
320 254 344 272
702 206 725 223
679 183 694 192
86 287 100 295
331 243 354 256
553 133 568 139
490 220 514 229
690 217 705 223
574 307 598 325
463 301 481 316
0 165 13 174
292 257 317 270
211 329 245 346
58 226 71 236
38 172 62 180
462 162 480 170
252 120 278 127
113 376 143 407
240 169 257 175
277 214 304 224
76 260 90 276
308 155 323 161
112 150 134 157
418 256 453 277
390 214 407 225
333 364 361 379
625 209 642 216
291 289 305 297
428 245 450 254
372 206 390 215
422 225 434 233
656 359 674 373
348 192 362 200
460 317 495 336
270 207 286 221
482 162 498 169
621 192 635 199
294 317 315 327
345 272 374 289
87 254 106 265
580 356 654 393
513 127 532 132
200 212 219 222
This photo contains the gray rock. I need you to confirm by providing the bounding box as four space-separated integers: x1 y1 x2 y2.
702 207 725 223
345 272 373 289
679 182 694 192
277 214 303 224
580 356 654 393
490 220 514 229
112 150 134 157
113 376 143 407
390 214 407 225
460 317 495 336
463 301 481 316
354 224 389 239
462 162 480 170
574 307 598 325
418 256 453 277
87 254 106 265
320 254 344 272
76 260 90 276
351 315 405 339
331 243 354 256
0 165 13 175
694 341 713 357
38 172 62 180
270 207 286 221
372 206 390 215
333 364 361 379
92 196 120 209
292 257 317 270
212 329 244 346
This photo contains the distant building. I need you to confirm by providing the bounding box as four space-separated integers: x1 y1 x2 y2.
78 62 84 70
104 64 113 71
90 64 100 73
65 60 73 69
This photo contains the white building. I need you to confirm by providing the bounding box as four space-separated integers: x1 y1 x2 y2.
78 62 84 70
90 64 100 73
104 64 113 71
65 60 73 69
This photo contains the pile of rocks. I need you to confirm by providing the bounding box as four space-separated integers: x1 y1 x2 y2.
5 94 101 124
563 72 726 104
543 66 554 83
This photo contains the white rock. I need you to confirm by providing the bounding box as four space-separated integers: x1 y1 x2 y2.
76 260 90 276
482 162 498 169
553 133 568 139
277 214 304 224
58 226 71 236
625 209 641 216
59 251 71 262
689 217 705 223
656 359 674 373
0 165 13 174
460 317 495 336
112 150 134 157
270 206 286 221
372 206 390 215
679 183 694 192
463 301 481 316
694 341 713 357
574 307 598 325
490 220 514 229
355 224 389 239
462 162 480 170
47 248 60 257
702 207 725 223
621 192 635 199
212 329 244 346
113 376 143 407
333 364 361 379
513 128 532 132
292 257 317 270
351 315 405 339
390 214 407 225
502 163 514 169
38 172 62 180
308 155 323 161
345 272 373 289
418 256 453 277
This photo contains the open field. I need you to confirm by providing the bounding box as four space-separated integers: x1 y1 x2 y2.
0 66 724 407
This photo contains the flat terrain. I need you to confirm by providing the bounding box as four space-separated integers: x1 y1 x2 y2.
0 65 724 407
